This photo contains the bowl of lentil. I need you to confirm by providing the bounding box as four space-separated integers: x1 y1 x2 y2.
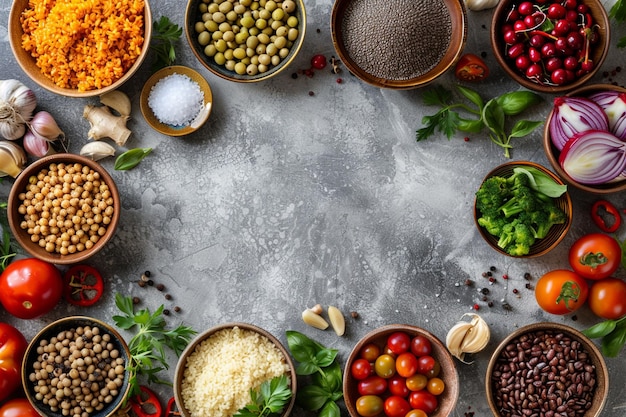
490 0 609 94
22 316 131 417
486 322 609 417
140 65 213 136
184 0 306 82
343 324 459 417
330 0 467 89
7 153 120 265
9 0 152 98
173 322 297 417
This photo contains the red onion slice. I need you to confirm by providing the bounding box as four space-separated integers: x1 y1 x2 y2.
559 130 626 185
549 96 609 150
588 91 626 140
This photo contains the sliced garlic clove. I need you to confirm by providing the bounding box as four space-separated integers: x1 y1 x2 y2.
80 141 116 161
328 306 345 336
0 141 27 177
302 308 329 330
100 90 131 117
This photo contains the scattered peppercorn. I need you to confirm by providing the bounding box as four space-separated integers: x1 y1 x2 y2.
144 270 151 277
140 273 150 282
502 302 512 311
132 297 140 304
316 28 321 33
512 288 519 294
490 266 496 272
463 136 470 142
291 73 298 79
147 279 154 286
464 279 474 286
351 311 359 319
163 309 170 316
525 283 533 290
308 91 315 96
571 315 578 321
156 283 165 291
138 280 146 288
473 304 480 310
489 277 496 283
481 272 488 278
174 306 181 313
502 274 508 280
480 287 490 295
165 294 172 300
523 272 532 280
488 301 494 308
336 78 343 84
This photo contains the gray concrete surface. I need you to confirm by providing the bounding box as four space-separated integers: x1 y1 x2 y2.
1 0 626 416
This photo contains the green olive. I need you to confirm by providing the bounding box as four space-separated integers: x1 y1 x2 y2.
212 11 226 23
246 35 259 49
204 20 218 32
233 47 247 60
234 62 247 75
198 3 208 13
282 0 296 13
194 22 206 33
272 9 285 21
208 3 219 13
255 18 267 30
287 27 298 41
257 33 270 44
214 52 226 65
273 36 286 49
215 39 227 52
246 64 259 75
218 1 233 13
259 9 271 20
224 49 234 60
287 16 298 28
204 44 217 57
197 31 211 46
225 60 236 71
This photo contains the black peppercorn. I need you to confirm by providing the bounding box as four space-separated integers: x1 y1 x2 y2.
163 309 170 316
174 306 181 313
132 297 140 304
165 294 172 300
156 283 165 291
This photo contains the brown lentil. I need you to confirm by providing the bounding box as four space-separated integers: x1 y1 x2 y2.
340 0 452 81
16 163 114 255
491 330 596 417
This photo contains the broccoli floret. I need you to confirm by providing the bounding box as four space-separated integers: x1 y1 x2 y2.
475 176 510 213
499 185 540 218
535 204 567 239
497 219 536 256
477 212 508 236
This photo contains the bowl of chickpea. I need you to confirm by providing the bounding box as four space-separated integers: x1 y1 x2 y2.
7 153 120 265
184 0 306 82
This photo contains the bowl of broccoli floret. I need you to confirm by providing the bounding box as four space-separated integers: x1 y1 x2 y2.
474 161 572 258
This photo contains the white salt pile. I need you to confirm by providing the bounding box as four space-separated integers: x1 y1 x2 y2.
148 73 204 126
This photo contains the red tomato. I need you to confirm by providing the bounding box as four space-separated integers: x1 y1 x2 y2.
568 233 621 280
387 375 409 397
410 335 432 357
383 395 411 417
416 355 436 375
0 323 28 403
386 332 411 354
588 278 626 320
0 398 40 417
358 375 388 396
395 352 418 378
409 391 438 414
454 53 489 82
535 269 589 315
0 258 63 319
360 343 381 362
351 358 373 380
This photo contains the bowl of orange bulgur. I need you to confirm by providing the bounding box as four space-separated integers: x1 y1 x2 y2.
9 0 152 98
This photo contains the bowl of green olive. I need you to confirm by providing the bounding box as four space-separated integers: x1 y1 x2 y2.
22 316 131 417
184 0 306 82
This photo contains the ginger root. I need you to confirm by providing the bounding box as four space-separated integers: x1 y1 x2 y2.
83 105 131 146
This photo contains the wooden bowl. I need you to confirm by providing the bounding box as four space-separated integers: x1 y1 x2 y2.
174 323 297 417
543 84 626 194
486 322 609 417
185 0 306 82
22 316 132 417
343 324 459 417
491 0 609 94
7 154 120 265
140 66 213 137
474 161 572 258
331 0 467 89
8 0 151 98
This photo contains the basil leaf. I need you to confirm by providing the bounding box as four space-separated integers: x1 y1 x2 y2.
456 85 483 110
296 385 331 411
509 120 543 138
319 400 341 417
115 148 152 170
295 361 320 376
582 320 618 339
286 330 319 363
482 99 505 136
315 347 338 368
601 325 626 357
313 361 343 394
496 91 542 116
457 117 484 133
512 167 567 198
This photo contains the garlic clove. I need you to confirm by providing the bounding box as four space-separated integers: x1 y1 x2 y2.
0 141 27 177
80 141 116 161
0 79 37 140
446 313 490 363
28 111 65 142
100 90 131 117
328 306 346 336
302 308 329 330
23 130 52 158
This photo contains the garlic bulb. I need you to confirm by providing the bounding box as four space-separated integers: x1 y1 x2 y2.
80 141 116 161
0 141 27 177
0 79 37 140
28 111 65 142
446 313 490 363
465 0 500 11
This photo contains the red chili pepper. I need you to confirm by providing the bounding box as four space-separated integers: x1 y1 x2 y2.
166 397 181 417
130 386 162 417
63 264 104 307
591 200 622 233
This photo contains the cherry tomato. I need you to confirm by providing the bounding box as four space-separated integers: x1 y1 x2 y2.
427 377 446 396
0 398 40 417
360 343 381 362
351 358 373 380
63 264 104 307
409 390 438 414
356 395 384 417
405 410 428 417
374 354 396 379
410 335 432 357
454 53 489 82
535 269 589 315
405 374 428 391
387 375 409 397
0 323 28 403
395 352 419 378
568 233 622 280
588 278 626 320
0 258 63 319
386 332 411 354
358 375 388 396
383 395 411 417
416 355 436 375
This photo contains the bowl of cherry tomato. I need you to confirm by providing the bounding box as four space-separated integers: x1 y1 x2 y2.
343 324 459 417
491 0 609 93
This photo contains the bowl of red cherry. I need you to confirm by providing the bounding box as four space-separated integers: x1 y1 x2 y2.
491 0 609 94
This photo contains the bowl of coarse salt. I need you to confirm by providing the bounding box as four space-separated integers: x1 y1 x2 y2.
140 65 213 136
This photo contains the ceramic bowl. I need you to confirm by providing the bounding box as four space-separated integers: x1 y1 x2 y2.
331 0 467 89
7 153 120 265
343 324 459 417
22 316 131 417
491 0 609 94
486 322 609 417
140 66 213 136
174 322 297 417
185 0 306 82
9 0 151 98
543 83 626 194
474 161 572 258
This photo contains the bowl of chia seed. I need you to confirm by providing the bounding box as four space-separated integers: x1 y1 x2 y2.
331 0 467 89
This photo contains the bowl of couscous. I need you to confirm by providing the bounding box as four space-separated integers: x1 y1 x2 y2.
173 323 297 417
9 0 152 97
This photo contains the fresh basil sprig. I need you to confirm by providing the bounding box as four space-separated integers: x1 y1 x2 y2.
115 148 152 170
286 331 343 417
234 375 292 417
582 315 626 357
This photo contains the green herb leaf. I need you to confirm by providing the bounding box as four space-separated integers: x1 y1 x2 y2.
610 0 626 22
235 375 292 417
582 320 618 339
421 85 452 106
457 117 484 133
313 361 342 393
512 166 567 198
496 91 543 116
296 385 331 411
509 120 543 138
482 99 506 135
115 148 152 171
151 16 183 71
601 324 626 357
456 85 483 110
319 400 341 417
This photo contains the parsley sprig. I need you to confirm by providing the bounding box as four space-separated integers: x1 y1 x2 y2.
234 375 293 417
0 202 16 272
150 16 183 71
112 294 196 401
610 0 626 48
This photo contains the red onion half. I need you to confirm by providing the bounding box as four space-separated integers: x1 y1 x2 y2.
549 97 609 150
559 130 626 184
588 91 626 140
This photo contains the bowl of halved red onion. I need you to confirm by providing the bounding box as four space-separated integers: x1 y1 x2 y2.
543 84 626 194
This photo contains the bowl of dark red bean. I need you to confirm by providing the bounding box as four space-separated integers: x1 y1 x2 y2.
331 0 467 89
491 0 610 94
22 316 132 417
486 322 609 417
